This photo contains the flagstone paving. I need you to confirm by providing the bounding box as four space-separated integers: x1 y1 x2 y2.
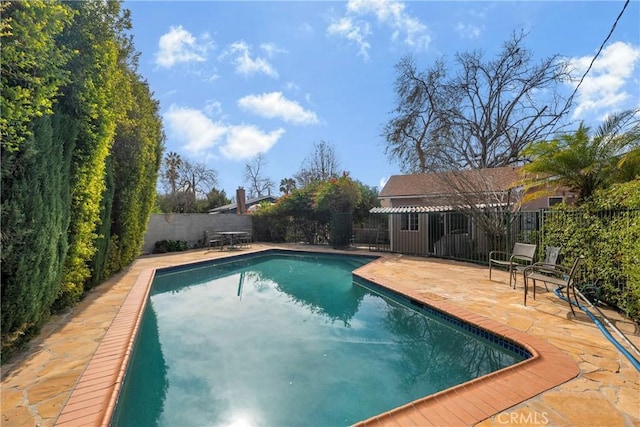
1 244 638 426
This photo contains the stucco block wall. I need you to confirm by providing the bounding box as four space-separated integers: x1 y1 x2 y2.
142 213 252 254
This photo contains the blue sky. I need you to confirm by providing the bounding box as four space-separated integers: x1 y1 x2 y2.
124 0 640 199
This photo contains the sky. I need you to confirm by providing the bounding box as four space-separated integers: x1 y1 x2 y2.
123 0 640 200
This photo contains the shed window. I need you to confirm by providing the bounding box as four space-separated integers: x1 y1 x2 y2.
548 196 564 207
400 213 419 231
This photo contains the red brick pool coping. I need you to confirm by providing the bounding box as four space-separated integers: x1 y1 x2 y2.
54 250 579 426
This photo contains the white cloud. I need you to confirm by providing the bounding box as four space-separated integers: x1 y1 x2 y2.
260 42 288 58
204 100 223 117
285 81 300 92
327 17 372 60
455 22 483 39
155 26 212 68
568 41 640 119
165 104 285 160
205 67 220 83
329 0 430 58
164 104 226 155
221 125 285 159
237 92 319 125
225 41 279 78
206 73 220 82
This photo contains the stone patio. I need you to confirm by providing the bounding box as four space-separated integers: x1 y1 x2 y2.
1 244 638 426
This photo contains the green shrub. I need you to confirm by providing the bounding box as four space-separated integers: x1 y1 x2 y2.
153 240 189 254
542 180 640 320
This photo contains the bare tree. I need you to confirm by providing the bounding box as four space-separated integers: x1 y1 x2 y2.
383 31 572 173
244 153 274 198
179 160 218 199
158 153 219 212
432 168 525 239
383 57 452 173
295 140 340 187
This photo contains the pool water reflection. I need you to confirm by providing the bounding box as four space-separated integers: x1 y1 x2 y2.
111 253 525 426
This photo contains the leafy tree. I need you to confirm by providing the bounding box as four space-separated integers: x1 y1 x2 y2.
522 110 640 202
316 175 362 248
354 181 380 225
202 188 231 211
276 184 321 243
256 175 362 245
383 31 571 173
295 140 340 187
279 177 296 195
315 174 361 214
244 153 274 197
157 191 196 213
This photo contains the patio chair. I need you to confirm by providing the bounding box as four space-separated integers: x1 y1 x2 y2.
489 242 537 289
521 246 562 302
524 255 583 309
238 230 252 248
204 230 223 251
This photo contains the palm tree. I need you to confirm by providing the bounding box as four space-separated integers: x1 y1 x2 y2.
521 109 640 203
279 177 296 195
163 151 182 195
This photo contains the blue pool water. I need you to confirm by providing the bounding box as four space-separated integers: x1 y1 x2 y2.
111 251 527 426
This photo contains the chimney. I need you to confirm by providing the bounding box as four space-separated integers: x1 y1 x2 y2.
236 187 246 215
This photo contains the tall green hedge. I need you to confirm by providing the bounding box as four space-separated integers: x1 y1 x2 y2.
1 1 74 353
542 179 640 319
54 0 123 308
1 114 74 349
1 0 164 360
107 77 164 273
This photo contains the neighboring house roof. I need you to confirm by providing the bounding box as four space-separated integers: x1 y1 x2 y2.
379 166 522 199
208 195 277 214
374 167 523 213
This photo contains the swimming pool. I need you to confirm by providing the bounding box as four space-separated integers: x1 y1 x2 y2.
110 251 528 426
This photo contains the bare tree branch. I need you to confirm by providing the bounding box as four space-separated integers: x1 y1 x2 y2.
383 31 573 173
383 56 452 173
295 140 340 186
244 153 274 198
179 160 218 199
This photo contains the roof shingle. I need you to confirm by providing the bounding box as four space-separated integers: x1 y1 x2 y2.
379 167 523 198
